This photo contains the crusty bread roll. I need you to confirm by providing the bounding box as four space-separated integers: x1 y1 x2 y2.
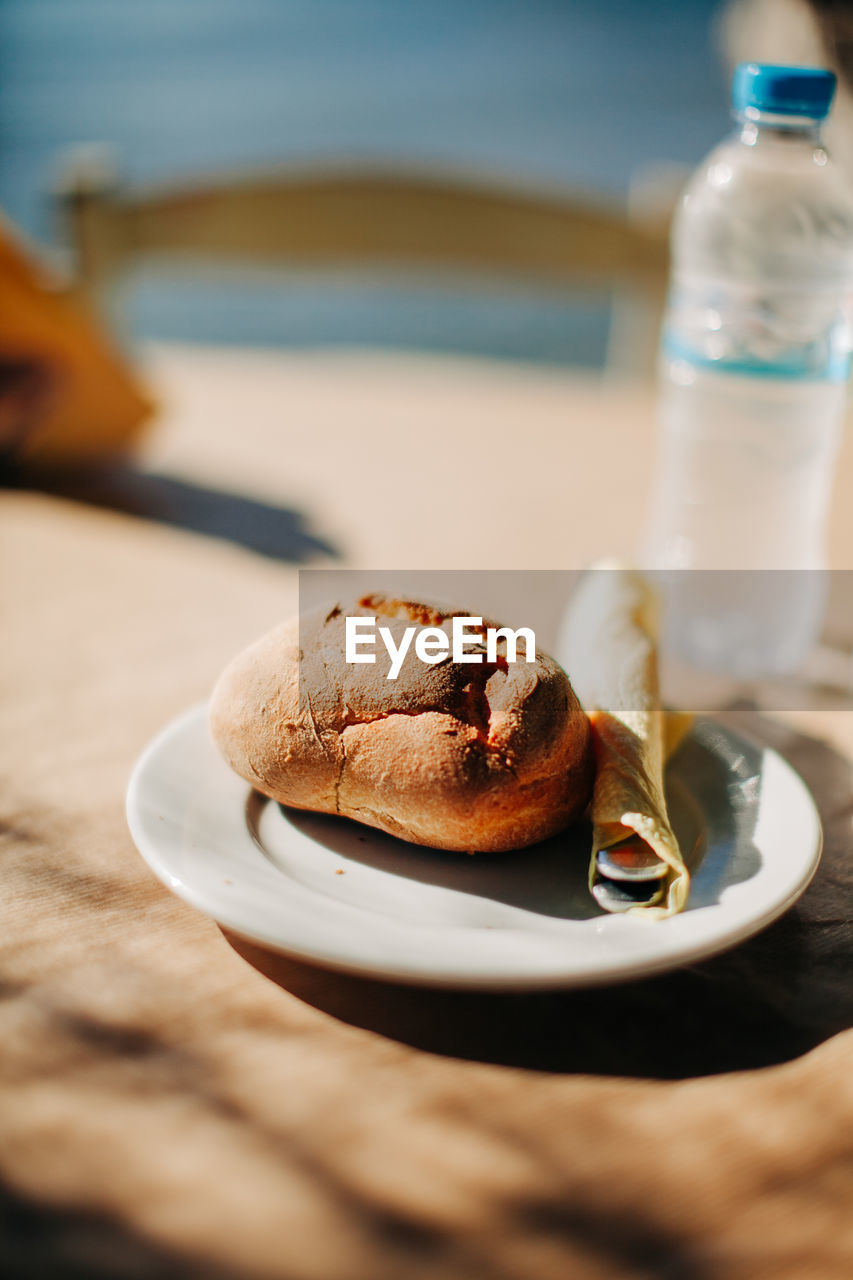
210 595 594 853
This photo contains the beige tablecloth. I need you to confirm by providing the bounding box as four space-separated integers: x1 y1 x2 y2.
4 345 853 1279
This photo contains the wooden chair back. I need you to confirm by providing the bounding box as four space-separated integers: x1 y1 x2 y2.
56 155 673 374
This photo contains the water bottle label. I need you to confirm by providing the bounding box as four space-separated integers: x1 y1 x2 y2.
662 330 852 380
663 282 853 382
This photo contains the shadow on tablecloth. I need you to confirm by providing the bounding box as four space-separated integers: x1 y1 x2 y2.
0 1176 248 1280
5 463 339 563
226 709 853 1080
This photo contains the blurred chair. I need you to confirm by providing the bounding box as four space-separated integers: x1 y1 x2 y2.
55 151 674 377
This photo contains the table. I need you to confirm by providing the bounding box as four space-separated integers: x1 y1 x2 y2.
4 344 853 1279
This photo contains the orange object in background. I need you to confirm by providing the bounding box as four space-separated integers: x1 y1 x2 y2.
0 212 153 465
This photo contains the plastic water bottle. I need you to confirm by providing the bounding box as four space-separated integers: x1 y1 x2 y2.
643 63 853 677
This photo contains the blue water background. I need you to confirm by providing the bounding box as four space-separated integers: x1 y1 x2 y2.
0 0 729 365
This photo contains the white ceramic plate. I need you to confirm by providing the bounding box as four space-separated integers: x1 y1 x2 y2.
126 704 822 990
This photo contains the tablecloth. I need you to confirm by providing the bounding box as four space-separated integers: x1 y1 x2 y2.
3 345 853 1279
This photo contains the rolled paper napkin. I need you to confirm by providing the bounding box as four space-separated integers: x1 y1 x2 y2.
557 565 690 919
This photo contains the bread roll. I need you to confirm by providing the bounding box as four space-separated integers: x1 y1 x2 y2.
210 594 594 853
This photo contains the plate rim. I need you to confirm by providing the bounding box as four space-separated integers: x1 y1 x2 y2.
126 702 823 991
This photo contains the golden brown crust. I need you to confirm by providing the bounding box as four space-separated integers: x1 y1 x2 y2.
210 595 594 853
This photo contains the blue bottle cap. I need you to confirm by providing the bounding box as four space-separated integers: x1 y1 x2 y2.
732 63 836 119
